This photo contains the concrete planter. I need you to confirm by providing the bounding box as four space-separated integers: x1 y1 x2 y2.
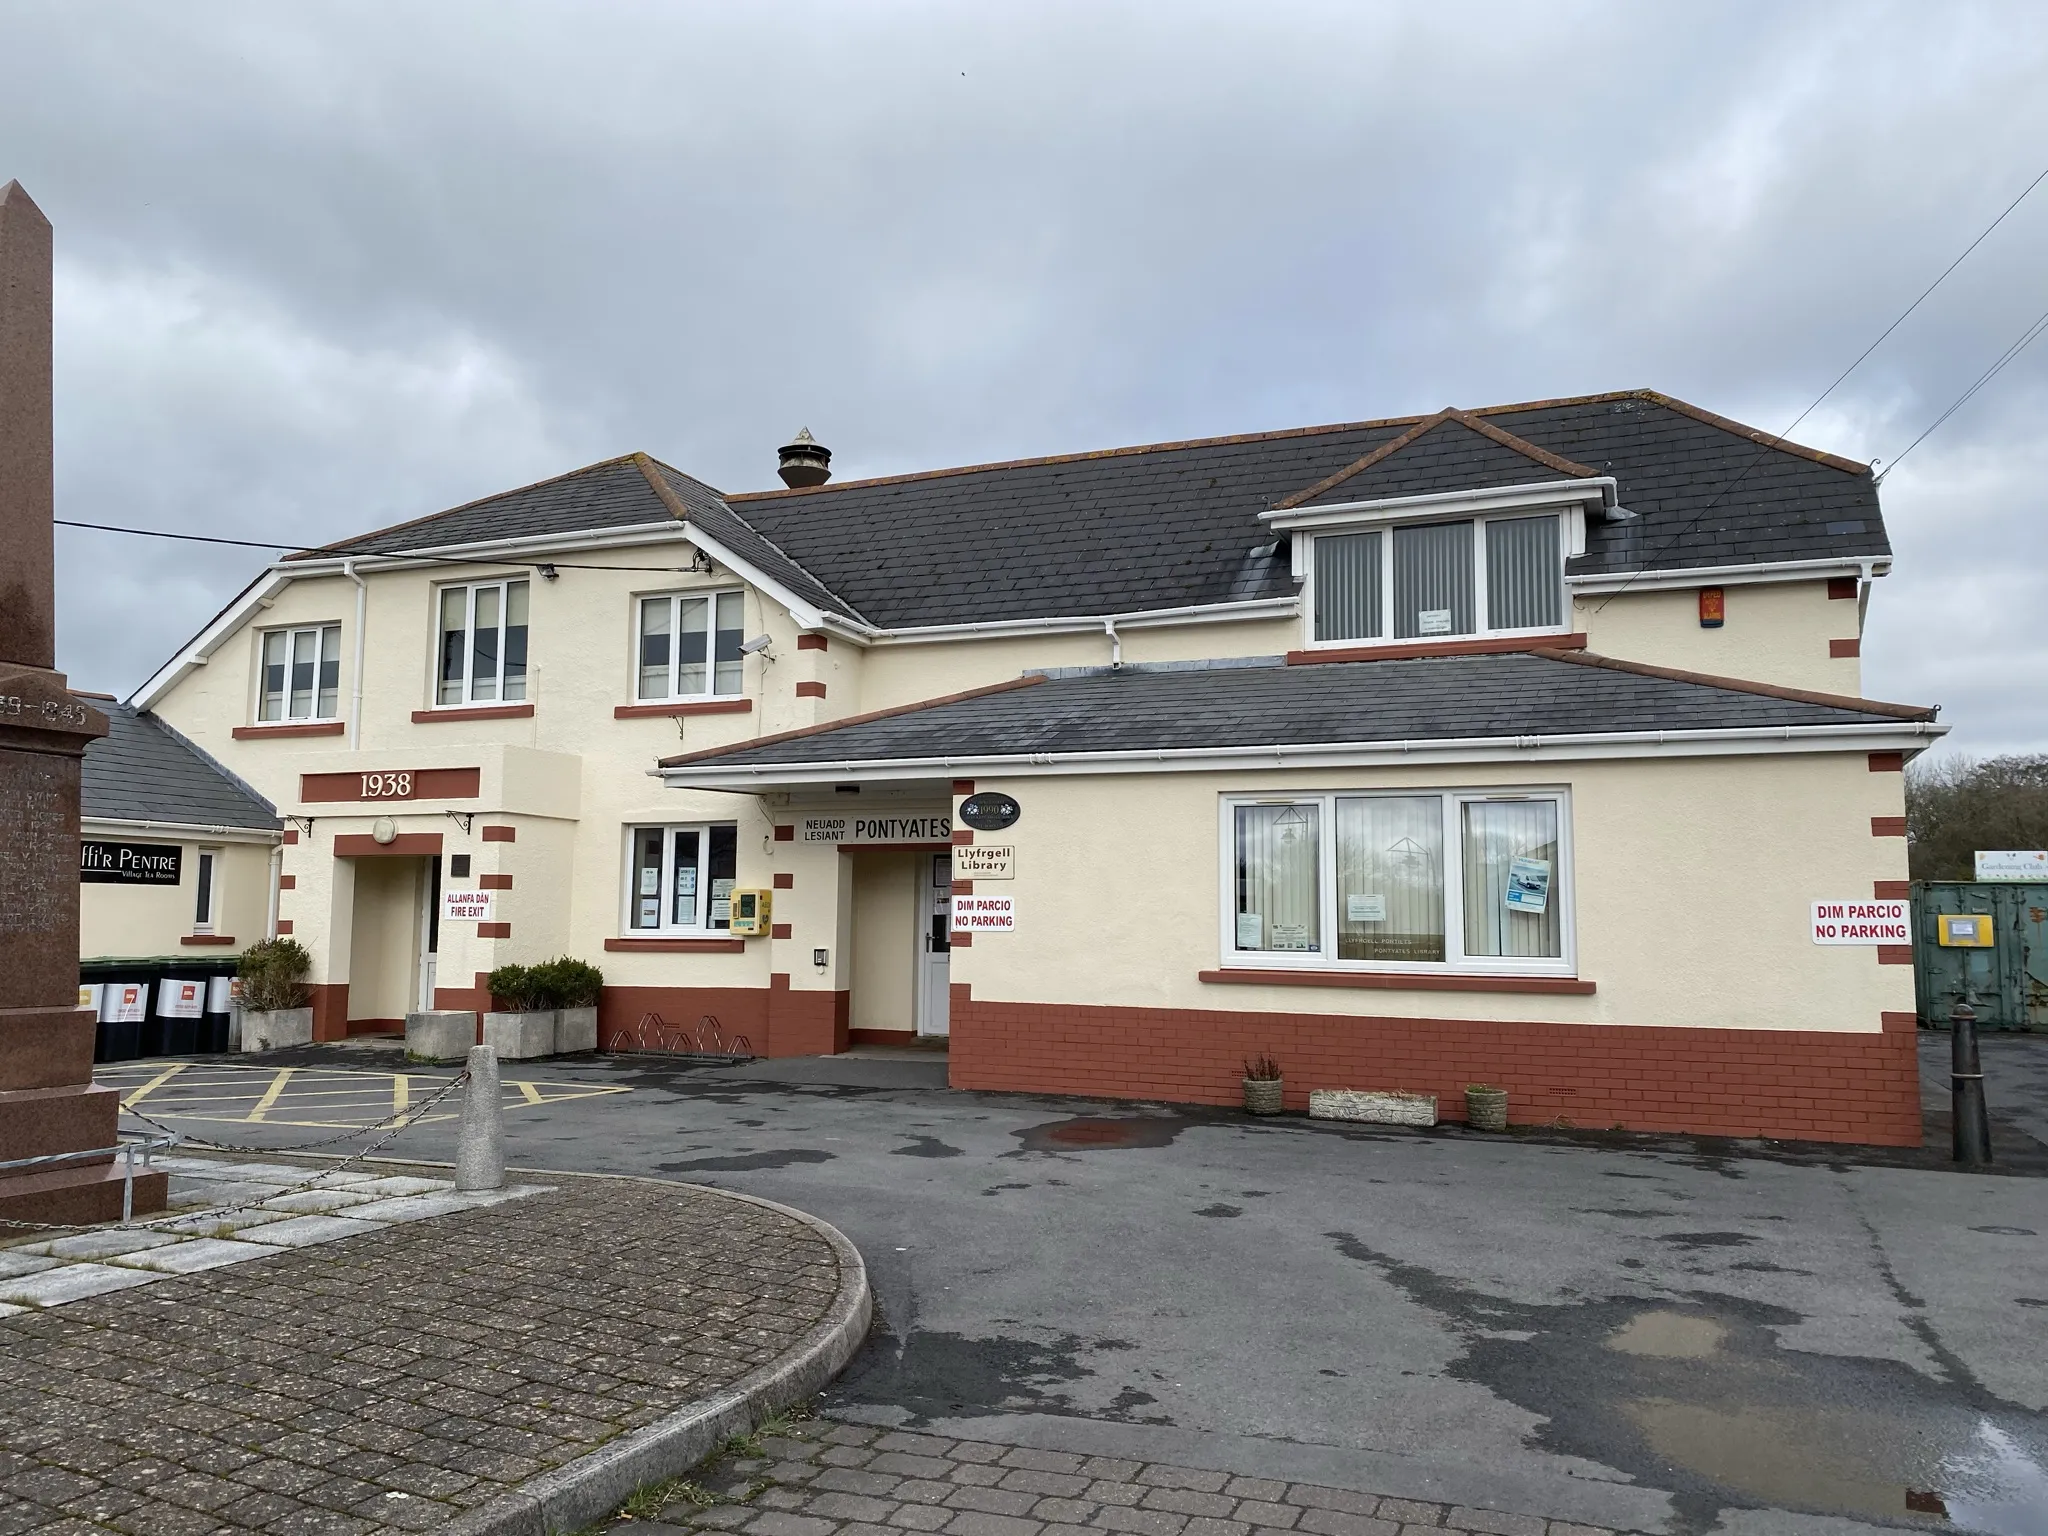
1308 1088 1438 1128
406 1010 478 1063
241 1007 314 1052
556 1006 599 1056
1242 1077 1285 1116
1465 1085 1509 1132
484 1009 557 1061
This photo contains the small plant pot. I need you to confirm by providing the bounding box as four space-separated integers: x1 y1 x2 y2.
1243 1077 1284 1116
1465 1085 1509 1132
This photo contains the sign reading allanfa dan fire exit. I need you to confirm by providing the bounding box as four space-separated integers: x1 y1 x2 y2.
1810 900 1908 944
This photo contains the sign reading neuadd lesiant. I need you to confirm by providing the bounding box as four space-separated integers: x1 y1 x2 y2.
799 815 951 844
80 840 182 885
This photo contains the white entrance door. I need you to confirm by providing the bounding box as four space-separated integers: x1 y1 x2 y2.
416 856 441 1012
916 852 951 1037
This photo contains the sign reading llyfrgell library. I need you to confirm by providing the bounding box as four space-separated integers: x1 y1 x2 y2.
1811 900 1909 944
79 840 181 884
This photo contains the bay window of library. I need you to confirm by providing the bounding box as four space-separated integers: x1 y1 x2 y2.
257 624 341 722
1230 792 1568 970
626 824 739 933
437 580 529 707
638 591 745 702
1312 513 1563 645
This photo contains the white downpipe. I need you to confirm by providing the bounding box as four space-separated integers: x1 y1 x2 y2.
1104 618 1122 669
344 559 368 750
266 844 283 939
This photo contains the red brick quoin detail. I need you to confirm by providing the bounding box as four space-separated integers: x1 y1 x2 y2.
1873 880 1911 899
773 824 795 843
797 633 829 651
1871 816 1907 837
947 999 1922 1147
482 825 516 843
477 921 511 938
773 873 794 890
1869 752 1904 772
795 681 828 698
1830 638 1862 659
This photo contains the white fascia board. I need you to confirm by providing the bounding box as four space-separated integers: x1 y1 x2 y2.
661 719 1945 789
81 816 282 845
280 520 705 574
1567 555 1892 594
129 569 295 711
1263 478 1616 532
675 523 837 632
858 596 1300 647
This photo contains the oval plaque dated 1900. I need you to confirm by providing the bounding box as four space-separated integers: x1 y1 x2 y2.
958 791 1021 831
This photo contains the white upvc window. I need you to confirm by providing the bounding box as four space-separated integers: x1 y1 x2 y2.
257 624 342 722
624 823 740 933
193 848 219 933
1220 788 1574 975
636 590 745 701
1310 512 1565 646
436 579 529 707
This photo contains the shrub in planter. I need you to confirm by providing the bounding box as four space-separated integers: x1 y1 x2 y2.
1242 1054 1284 1116
237 938 313 1050
532 957 604 1054
485 963 545 1012
483 963 554 1060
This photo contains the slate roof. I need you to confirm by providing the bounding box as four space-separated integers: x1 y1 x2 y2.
660 651 1930 773
80 701 280 832
294 389 1888 631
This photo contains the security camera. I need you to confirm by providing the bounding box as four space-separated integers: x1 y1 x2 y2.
739 634 774 655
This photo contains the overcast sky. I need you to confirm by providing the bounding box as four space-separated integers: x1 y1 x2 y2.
8 2 2045 757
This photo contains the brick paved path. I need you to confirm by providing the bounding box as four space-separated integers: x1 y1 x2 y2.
605 1420 1623 1536
0 1167 844 1535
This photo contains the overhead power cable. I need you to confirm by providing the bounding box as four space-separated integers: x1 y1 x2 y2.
1592 158 2048 612
53 518 713 574
1873 299 2048 483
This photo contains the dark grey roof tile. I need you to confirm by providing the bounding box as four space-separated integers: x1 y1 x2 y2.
81 703 279 831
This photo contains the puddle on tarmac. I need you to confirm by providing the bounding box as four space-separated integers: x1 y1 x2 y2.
1326 1232 2048 1535
1605 1310 1727 1359
1012 1116 1189 1152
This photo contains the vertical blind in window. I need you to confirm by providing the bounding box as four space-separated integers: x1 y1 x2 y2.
1484 516 1563 631
1314 531 1382 642
258 625 341 722
638 592 745 700
1460 799 1562 959
1392 521 1474 638
1335 796 1445 962
1234 804 1321 953
438 581 529 706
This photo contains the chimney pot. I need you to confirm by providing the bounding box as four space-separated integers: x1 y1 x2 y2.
777 426 832 488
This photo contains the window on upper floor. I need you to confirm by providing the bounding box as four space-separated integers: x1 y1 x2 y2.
1312 513 1564 645
636 590 745 702
625 822 740 933
1225 789 1572 974
257 624 342 721
437 579 529 707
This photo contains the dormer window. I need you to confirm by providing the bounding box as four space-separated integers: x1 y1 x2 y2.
1312 513 1564 646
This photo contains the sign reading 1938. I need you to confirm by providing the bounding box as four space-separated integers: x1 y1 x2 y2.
80 840 182 885
299 767 482 803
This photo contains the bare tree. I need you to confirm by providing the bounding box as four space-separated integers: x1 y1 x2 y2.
1904 754 2048 882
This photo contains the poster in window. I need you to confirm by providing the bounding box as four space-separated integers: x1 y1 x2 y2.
1505 856 1552 914
677 868 698 897
639 867 659 896
1418 608 1453 635
1235 912 1264 949
638 897 659 926
1269 922 1312 951
1346 894 1387 922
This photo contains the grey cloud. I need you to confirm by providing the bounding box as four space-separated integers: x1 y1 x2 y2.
5 0 2043 753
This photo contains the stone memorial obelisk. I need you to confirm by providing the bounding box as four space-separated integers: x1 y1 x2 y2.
0 180 166 1225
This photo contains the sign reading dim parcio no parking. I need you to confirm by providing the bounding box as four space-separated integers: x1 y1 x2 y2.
1810 900 1909 944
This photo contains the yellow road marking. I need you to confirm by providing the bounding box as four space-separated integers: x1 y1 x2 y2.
515 1080 544 1105
394 1074 412 1117
119 1062 188 1111
246 1068 296 1123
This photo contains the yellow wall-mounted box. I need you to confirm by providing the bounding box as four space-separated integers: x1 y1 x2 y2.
1935 913 1993 947
729 888 773 937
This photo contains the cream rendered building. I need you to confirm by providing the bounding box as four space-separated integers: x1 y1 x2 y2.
134 392 1940 1142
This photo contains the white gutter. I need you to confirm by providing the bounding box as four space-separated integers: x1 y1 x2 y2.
1263 478 1617 532
81 816 282 844
661 719 1946 788
848 596 1299 647
1569 555 1892 595
344 559 367 750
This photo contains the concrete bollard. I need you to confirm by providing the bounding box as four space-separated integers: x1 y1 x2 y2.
455 1044 506 1191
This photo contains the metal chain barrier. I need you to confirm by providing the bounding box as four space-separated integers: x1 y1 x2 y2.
0 1067 472 1236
